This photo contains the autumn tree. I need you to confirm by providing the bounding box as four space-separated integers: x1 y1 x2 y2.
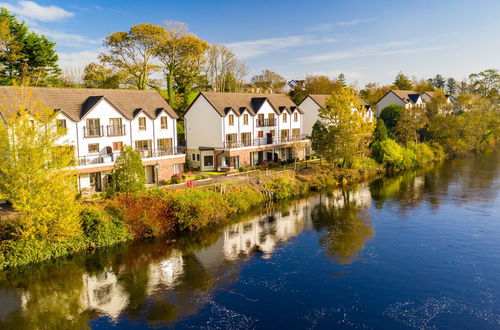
0 8 61 86
392 72 413 90
289 75 343 104
394 106 428 144
251 69 286 93
99 24 166 90
0 88 80 240
319 87 375 168
469 69 500 102
359 82 391 106
83 62 125 89
413 78 435 94
111 145 146 193
156 21 208 107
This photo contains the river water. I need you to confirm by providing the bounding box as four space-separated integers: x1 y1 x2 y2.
0 152 499 329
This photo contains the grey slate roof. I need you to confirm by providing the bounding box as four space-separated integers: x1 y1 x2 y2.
0 86 178 121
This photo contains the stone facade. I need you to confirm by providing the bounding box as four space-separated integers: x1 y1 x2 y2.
143 155 185 183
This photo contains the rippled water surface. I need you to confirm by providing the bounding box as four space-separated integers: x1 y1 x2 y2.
1 152 499 329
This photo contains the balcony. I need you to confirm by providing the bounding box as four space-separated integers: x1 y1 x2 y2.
223 134 308 149
136 147 185 158
78 152 120 166
83 126 104 138
107 125 126 136
256 118 276 127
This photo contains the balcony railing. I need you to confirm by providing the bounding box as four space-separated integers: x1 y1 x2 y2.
83 126 103 138
136 147 185 158
256 118 276 127
77 147 185 166
107 125 126 136
223 134 308 149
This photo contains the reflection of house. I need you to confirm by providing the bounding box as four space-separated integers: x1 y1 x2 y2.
375 90 425 117
0 87 185 193
299 94 375 136
147 249 184 294
328 184 372 209
80 270 128 320
0 289 29 320
184 92 309 171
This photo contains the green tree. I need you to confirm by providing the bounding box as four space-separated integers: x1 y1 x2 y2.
373 119 388 141
469 69 500 102
359 82 392 107
156 21 209 107
379 104 403 134
432 74 446 89
111 145 146 193
310 120 328 160
413 78 435 94
446 77 457 95
99 24 166 90
319 87 375 168
337 73 346 87
251 69 286 93
0 8 61 86
83 62 125 88
392 72 413 90
289 74 343 104
394 106 428 144
0 88 80 240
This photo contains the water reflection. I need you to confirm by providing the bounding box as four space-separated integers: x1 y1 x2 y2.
0 152 498 328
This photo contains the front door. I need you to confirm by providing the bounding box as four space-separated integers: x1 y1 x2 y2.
89 172 102 192
266 133 273 144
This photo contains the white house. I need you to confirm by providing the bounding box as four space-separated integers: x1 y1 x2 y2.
184 92 309 171
0 87 185 192
375 90 425 117
420 91 458 105
299 94 375 136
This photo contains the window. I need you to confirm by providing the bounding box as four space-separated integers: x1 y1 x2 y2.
243 114 249 125
135 140 151 157
228 114 234 126
112 142 123 151
160 116 168 129
57 119 67 129
268 113 275 125
138 117 146 130
241 132 251 146
257 114 264 125
88 143 99 153
226 133 237 147
292 128 300 140
281 129 290 142
191 154 196 161
283 113 287 123
196 154 200 161
204 155 214 167
157 138 172 155
86 118 101 137
294 112 298 122
108 118 123 136
258 131 264 138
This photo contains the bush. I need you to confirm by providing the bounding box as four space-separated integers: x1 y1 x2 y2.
264 174 309 200
225 186 265 213
80 207 131 247
239 167 250 172
170 174 184 184
371 139 416 171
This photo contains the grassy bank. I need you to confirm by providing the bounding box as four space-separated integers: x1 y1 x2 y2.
0 143 448 270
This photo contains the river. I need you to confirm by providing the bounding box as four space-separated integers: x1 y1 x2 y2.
0 152 499 329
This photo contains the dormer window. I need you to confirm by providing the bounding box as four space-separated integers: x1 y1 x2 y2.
228 114 234 126
139 117 146 130
160 116 168 129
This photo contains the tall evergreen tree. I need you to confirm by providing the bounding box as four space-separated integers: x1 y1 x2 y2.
393 72 413 90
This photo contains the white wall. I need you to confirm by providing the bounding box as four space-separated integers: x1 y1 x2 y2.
185 95 222 149
299 97 321 136
376 92 405 117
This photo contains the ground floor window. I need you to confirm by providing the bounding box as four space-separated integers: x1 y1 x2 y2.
204 155 214 167
173 163 182 174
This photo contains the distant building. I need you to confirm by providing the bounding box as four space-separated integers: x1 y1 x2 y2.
375 90 424 117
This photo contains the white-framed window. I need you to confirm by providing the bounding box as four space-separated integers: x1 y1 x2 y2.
160 116 168 129
294 112 298 122
192 153 196 161
228 114 234 126
88 143 99 153
138 117 146 130
283 113 287 123
243 114 248 125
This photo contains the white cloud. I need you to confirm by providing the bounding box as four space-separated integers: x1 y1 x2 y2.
306 18 373 32
33 27 101 47
0 1 74 22
226 35 336 59
58 50 101 69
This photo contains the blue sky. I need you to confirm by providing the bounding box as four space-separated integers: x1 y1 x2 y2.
1 0 499 87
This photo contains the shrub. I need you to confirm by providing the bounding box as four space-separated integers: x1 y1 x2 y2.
170 174 184 184
264 174 309 200
225 186 265 213
239 167 250 172
80 207 131 247
371 139 416 171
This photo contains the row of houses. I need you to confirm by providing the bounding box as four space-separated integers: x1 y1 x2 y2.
0 86 448 193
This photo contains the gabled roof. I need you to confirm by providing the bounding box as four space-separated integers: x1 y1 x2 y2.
191 92 300 117
421 91 458 103
0 86 179 121
382 90 420 104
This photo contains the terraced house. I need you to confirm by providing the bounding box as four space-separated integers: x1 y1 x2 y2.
184 92 309 171
375 90 425 117
0 87 185 193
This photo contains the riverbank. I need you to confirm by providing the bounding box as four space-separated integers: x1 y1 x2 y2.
0 142 448 271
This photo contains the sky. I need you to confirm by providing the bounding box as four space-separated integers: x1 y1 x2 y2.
1 0 499 87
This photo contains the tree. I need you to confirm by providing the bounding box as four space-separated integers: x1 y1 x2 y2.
156 21 209 106
251 69 286 93
431 74 446 89
469 69 500 102
99 24 166 90
446 77 457 95
289 75 343 104
205 44 248 92
359 82 392 106
413 78 435 94
373 119 388 141
0 88 80 240
394 106 428 144
0 8 61 86
393 72 413 90
111 145 146 193
83 62 125 89
319 87 375 168
379 104 403 134
337 73 346 87
310 120 328 161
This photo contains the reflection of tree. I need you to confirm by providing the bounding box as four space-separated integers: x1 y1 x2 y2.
311 191 374 264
